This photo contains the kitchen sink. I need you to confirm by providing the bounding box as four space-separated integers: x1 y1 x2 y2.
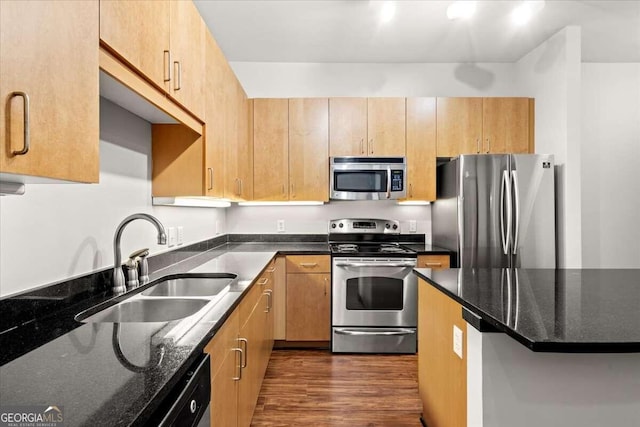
142 275 236 297
77 298 210 323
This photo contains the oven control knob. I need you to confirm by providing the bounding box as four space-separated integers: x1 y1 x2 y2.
392 224 398 230
339 223 344 228
331 223 337 229
385 223 390 229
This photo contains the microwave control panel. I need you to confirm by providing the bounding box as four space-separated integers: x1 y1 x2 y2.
391 170 404 191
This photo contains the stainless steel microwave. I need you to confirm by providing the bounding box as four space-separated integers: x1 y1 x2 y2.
330 157 407 200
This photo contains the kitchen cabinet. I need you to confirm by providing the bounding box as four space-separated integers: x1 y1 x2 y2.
204 30 226 198
100 0 204 119
418 279 467 427
285 255 331 342
0 0 99 183
253 99 289 201
205 261 275 427
329 98 406 157
289 98 329 201
271 257 287 340
230 87 254 201
405 98 436 201
436 97 534 157
417 254 451 270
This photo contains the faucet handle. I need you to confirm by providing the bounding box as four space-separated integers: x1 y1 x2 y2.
124 258 139 289
130 248 150 285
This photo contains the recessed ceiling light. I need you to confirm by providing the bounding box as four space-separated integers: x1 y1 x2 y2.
511 1 545 26
380 1 396 23
446 1 477 21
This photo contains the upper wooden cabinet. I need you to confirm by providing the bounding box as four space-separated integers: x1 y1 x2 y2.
329 98 406 157
436 97 534 157
405 98 437 201
329 98 367 156
0 0 99 183
204 31 226 198
253 99 289 201
367 98 406 156
289 98 329 201
100 0 204 119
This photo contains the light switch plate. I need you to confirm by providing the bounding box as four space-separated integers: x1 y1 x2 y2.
277 219 285 233
409 220 417 233
453 325 463 359
177 226 184 245
167 227 176 248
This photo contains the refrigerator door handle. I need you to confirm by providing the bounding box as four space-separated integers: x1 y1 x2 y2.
511 170 520 255
500 170 512 255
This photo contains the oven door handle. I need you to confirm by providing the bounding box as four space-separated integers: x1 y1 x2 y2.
334 262 416 268
334 329 416 336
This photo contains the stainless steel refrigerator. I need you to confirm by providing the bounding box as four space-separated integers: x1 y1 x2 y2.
432 154 555 268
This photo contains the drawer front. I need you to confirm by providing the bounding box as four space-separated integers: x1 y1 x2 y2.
417 254 451 270
286 255 331 274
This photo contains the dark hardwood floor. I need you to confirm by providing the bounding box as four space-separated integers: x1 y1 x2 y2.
251 349 422 426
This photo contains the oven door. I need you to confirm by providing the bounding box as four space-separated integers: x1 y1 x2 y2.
332 257 417 327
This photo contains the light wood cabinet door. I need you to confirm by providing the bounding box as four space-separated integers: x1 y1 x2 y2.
272 257 286 340
100 0 170 90
253 99 289 201
286 273 331 341
419 280 467 427
329 98 367 156
405 98 436 201
417 254 451 270
289 98 329 201
367 98 406 156
483 98 532 154
211 348 240 427
236 89 254 200
168 0 205 120
0 0 99 183
436 98 483 157
204 31 226 198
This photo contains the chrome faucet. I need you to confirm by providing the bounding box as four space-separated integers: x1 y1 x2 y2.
112 213 167 295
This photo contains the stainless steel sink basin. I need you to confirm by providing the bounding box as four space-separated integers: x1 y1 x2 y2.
142 275 236 297
79 298 209 323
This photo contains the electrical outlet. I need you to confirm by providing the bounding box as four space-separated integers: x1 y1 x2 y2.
409 220 417 233
167 227 176 248
453 325 463 359
177 226 184 245
215 220 221 235
277 219 285 233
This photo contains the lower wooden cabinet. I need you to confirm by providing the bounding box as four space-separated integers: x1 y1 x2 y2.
285 255 331 342
417 254 451 270
205 260 275 427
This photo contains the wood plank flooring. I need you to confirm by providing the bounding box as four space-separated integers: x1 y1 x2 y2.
251 349 422 426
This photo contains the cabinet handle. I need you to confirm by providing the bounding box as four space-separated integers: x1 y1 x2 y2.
370 138 374 154
425 262 442 267
239 179 243 197
235 178 241 196
299 262 318 268
409 183 413 198
324 277 328 296
266 267 276 273
232 347 243 380
173 61 181 91
291 182 295 198
238 338 248 367
282 183 285 196
264 290 272 312
476 138 480 154
163 50 171 82
10 92 30 156
360 138 365 154
207 168 213 190
486 138 490 153
257 277 269 286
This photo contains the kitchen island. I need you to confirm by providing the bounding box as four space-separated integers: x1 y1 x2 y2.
414 268 640 427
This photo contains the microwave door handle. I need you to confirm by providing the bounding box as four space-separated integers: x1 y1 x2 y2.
386 167 391 199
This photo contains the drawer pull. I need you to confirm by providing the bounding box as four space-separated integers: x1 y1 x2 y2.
299 262 318 268
232 347 243 380
266 267 276 273
257 278 269 286
238 338 248 367
425 262 442 267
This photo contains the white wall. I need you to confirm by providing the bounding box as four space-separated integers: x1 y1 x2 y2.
581 63 640 268
515 27 583 268
227 202 432 239
0 99 223 297
231 62 519 98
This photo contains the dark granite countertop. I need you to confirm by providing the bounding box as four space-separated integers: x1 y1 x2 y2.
0 241 330 426
414 268 640 353
403 243 452 255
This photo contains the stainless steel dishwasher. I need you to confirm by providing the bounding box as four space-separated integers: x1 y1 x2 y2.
152 354 211 427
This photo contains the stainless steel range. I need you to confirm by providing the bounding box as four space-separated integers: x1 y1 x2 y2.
329 218 417 354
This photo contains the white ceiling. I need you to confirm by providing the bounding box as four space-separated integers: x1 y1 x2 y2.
194 0 640 63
